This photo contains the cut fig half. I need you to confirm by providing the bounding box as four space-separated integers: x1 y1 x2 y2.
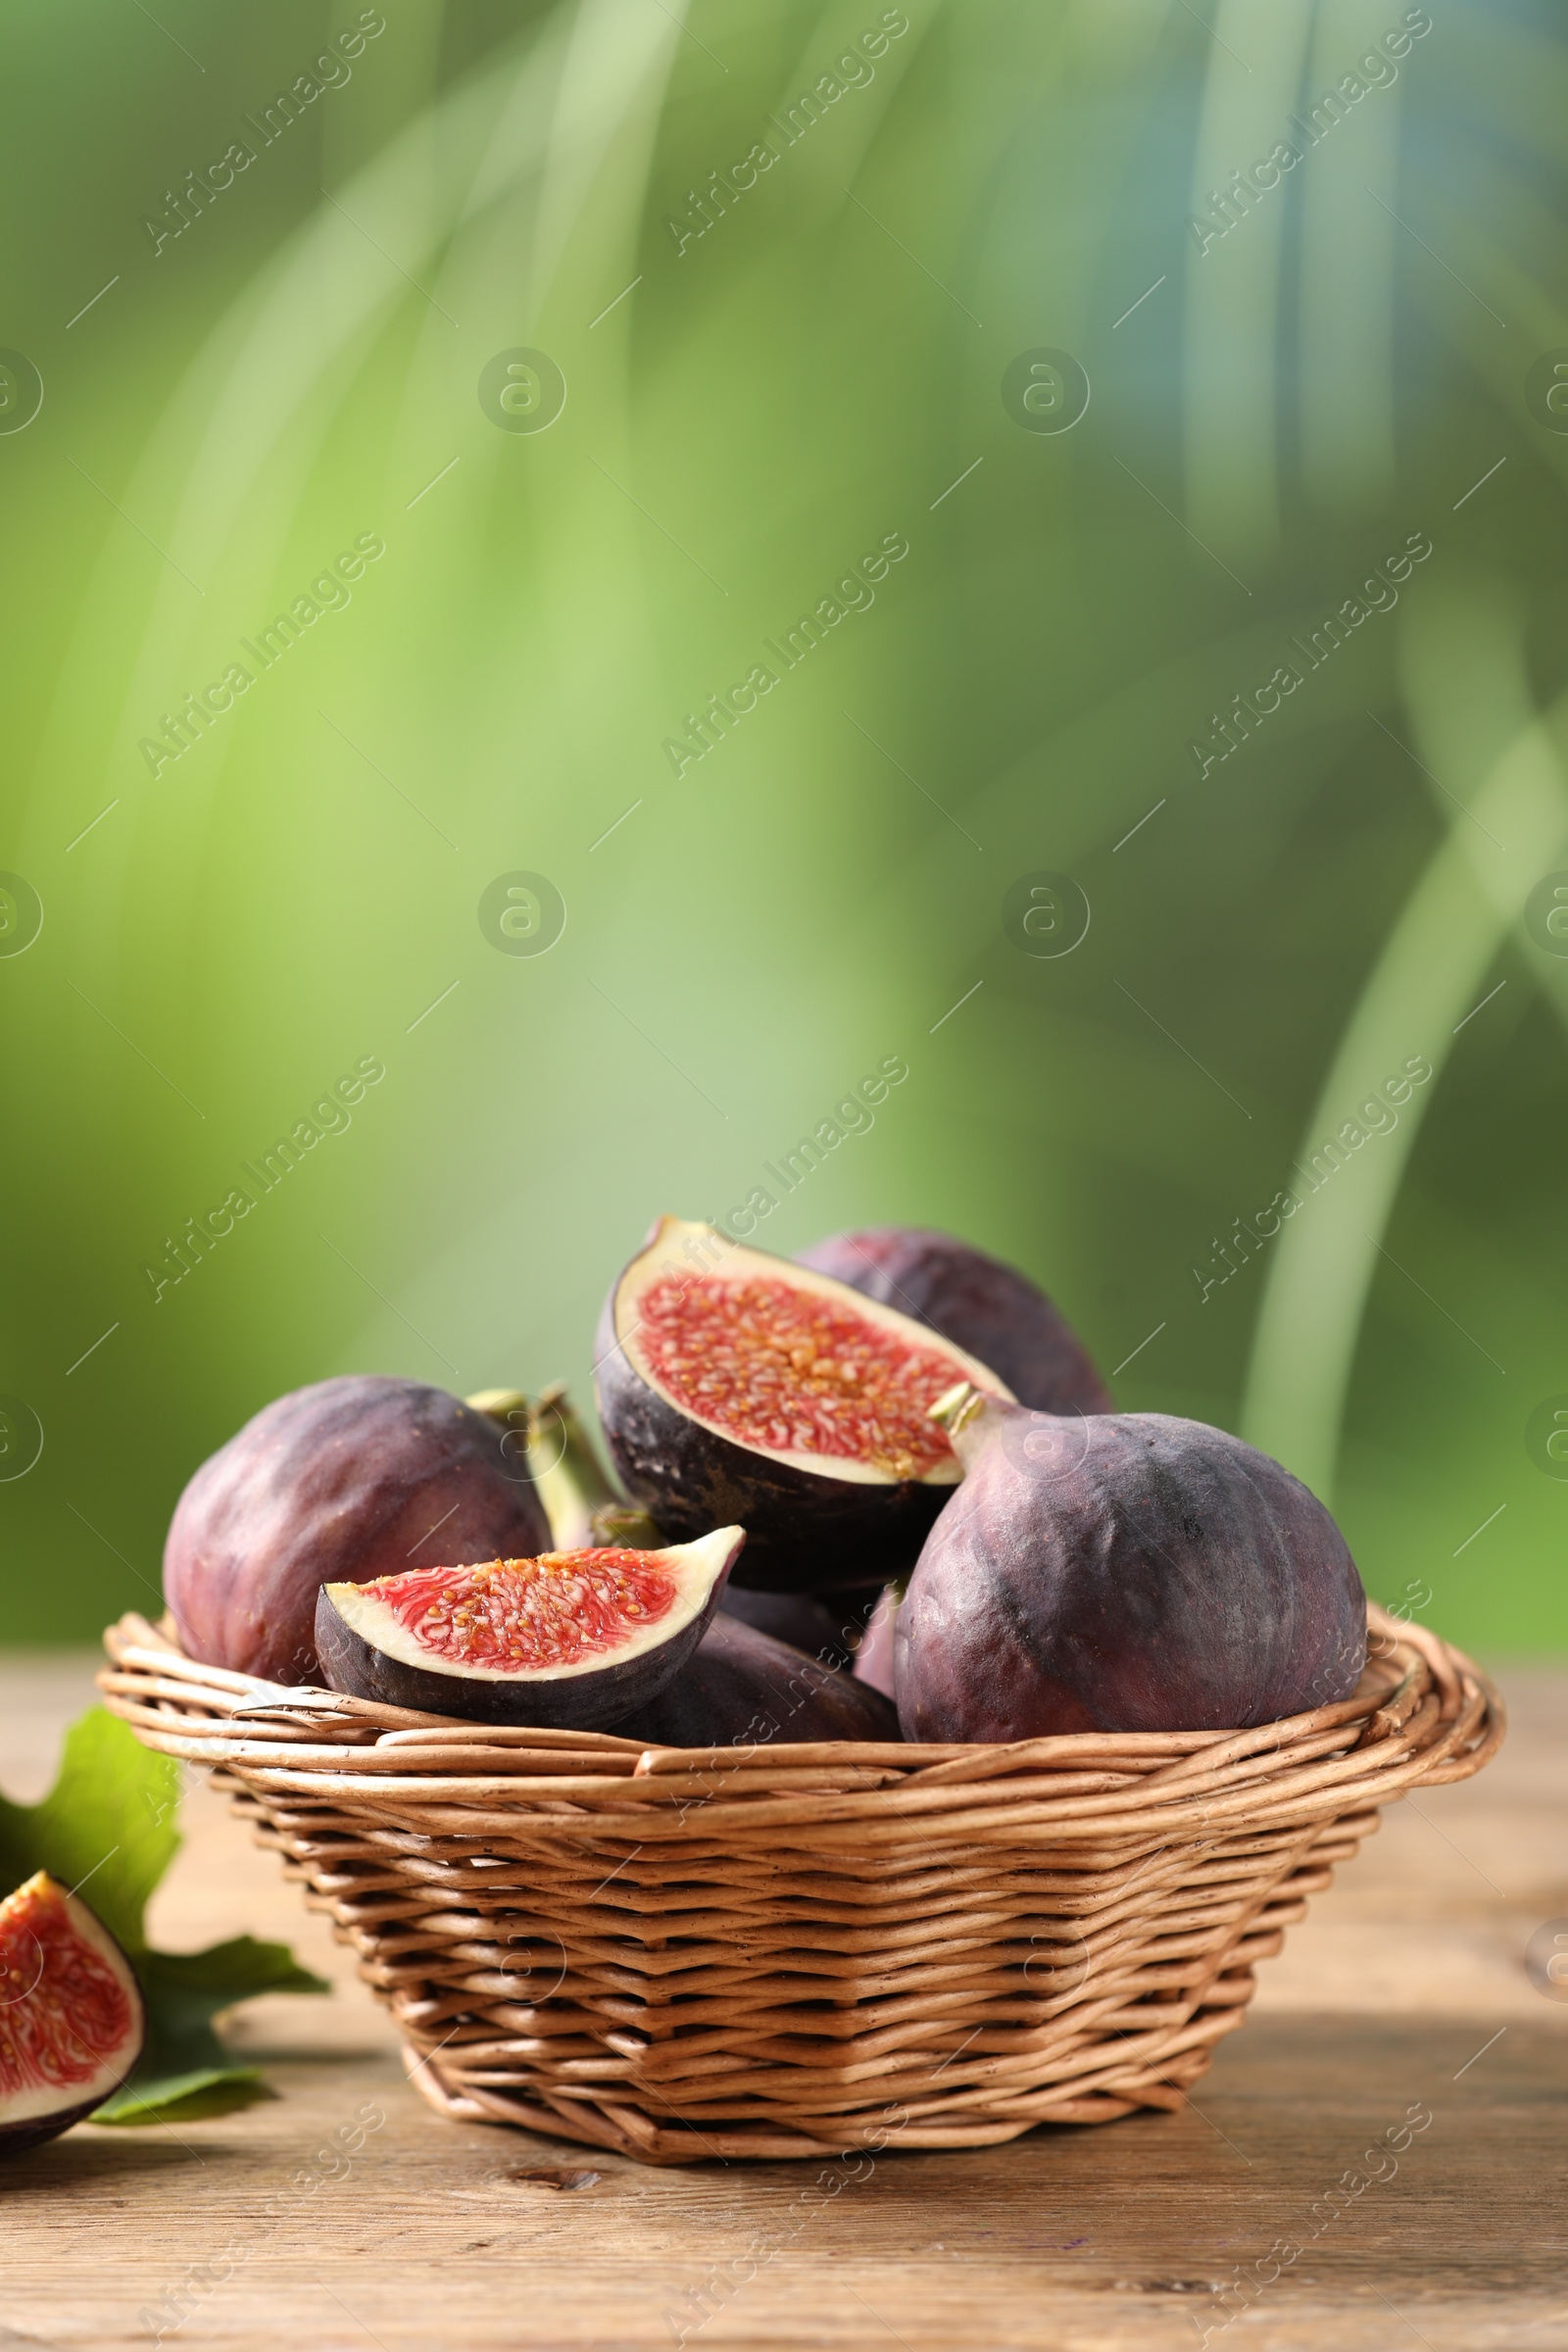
595 1217 1014 1592
797 1225 1114 1416
315 1525 743 1727
0 1872 146 2156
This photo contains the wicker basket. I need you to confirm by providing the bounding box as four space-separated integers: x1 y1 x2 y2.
98 1605 1500 2166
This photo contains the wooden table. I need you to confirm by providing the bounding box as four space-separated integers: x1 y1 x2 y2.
2 1654 1563 2350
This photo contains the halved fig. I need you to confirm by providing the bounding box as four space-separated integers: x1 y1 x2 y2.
315 1526 743 1727
609 1612 901 1747
797 1226 1113 1415
0 1872 146 2156
595 1217 1014 1592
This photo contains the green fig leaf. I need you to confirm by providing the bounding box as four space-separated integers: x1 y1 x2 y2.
92 2067 272 2126
0 1706 329 2127
136 1938 331 2068
0 1707 181 1952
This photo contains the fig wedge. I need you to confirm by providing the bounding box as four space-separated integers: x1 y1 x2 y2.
316 1526 743 1728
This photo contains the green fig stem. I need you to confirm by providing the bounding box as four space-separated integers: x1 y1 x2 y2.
467 1386 664 1548
466 1388 529 1425
929 1380 1002 1470
588 1501 668 1547
528 1385 663 1551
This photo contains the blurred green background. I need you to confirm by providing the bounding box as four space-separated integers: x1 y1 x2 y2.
2 0 1564 1652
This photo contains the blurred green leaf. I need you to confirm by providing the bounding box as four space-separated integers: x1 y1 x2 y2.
92 2068 271 2127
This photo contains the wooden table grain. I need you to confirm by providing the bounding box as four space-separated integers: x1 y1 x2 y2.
1 1654 1563 2351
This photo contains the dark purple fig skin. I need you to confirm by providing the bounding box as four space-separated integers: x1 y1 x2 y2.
835 1583 890 1638
314 1553 733 1731
165 1377 551 1684
897 1404 1366 1740
594 1295 956 1595
610 1613 901 1747
797 1227 1113 1416
716 1586 860 1670
0 2093 121 2158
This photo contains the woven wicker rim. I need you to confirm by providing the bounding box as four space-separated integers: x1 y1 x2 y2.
97 1605 1502 2164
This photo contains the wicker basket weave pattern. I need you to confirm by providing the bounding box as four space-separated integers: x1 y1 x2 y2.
99 1607 1500 2165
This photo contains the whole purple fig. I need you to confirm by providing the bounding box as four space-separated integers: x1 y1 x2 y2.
797 1227 1112 1415
717 1586 858 1670
896 1388 1366 1740
164 1376 551 1684
609 1611 900 1747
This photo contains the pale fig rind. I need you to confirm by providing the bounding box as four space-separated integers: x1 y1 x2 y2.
595 1217 1013 1593
314 1527 743 1729
798 1225 1113 1416
896 1397 1367 1740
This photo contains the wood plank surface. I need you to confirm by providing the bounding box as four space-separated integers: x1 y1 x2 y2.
1 1654 1564 2351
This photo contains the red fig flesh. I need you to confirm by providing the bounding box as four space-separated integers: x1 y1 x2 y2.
316 1526 743 1727
896 1389 1367 1739
798 1226 1112 1415
165 1376 552 1684
596 1217 1012 1592
0 1873 145 2155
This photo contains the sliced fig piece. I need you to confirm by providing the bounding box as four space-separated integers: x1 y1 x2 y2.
0 1872 145 2156
316 1527 744 1728
610 1612 901 1747
896 1387 1367 1740
798 1226 1113 1415
595 1217 1014 1593
166 1376 552 1684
